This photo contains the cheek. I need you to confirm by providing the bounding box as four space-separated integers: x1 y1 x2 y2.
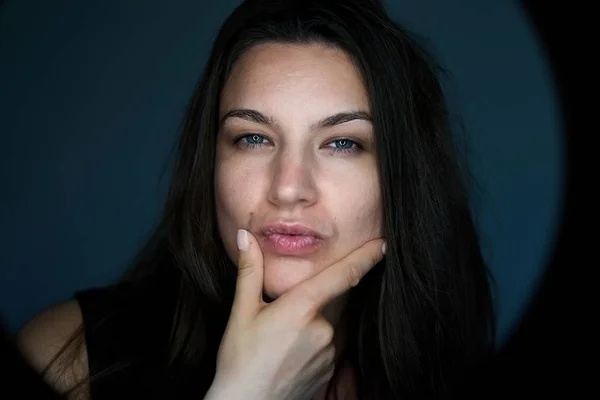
215 164 239 222
214 161 261 256
325 169 383 245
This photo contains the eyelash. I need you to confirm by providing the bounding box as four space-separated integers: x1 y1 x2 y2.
233 134 362 154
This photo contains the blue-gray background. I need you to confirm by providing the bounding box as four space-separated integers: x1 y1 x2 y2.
0 0 564 347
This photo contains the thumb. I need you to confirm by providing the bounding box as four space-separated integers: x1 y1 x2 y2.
231 229 265 318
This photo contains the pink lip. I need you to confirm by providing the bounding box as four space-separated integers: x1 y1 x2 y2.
259 222 323 255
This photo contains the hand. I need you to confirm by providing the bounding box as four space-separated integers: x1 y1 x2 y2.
205 229 385 400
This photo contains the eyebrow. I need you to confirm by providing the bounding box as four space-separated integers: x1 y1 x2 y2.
219 109 372 130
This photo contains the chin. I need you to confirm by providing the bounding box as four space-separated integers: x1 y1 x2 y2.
262 256 320 299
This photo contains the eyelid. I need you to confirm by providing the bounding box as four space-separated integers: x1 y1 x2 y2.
232 133 366 154
323 136 364 148
233 133 272 143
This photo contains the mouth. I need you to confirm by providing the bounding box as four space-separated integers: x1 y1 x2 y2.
259 222 323 255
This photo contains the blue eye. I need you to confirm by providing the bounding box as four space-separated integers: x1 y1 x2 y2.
234 134 361 154
325 138 361 154
244 134 265 145
333 139 353 149
235 134 270 149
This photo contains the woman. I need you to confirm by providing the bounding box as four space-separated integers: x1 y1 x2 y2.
15 0 496 398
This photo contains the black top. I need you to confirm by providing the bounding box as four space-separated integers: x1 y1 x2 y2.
1 319 62 399
73 271 339 399
74 273 209 400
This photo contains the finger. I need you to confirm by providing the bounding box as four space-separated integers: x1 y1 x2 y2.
306 343 336 386
307 318 335 348
291 238 385 311
231 229 265 318
305 342 336 372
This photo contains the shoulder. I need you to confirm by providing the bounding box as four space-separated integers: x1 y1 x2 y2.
16 299 90 399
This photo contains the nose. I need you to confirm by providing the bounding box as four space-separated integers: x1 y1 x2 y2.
267 151 318 208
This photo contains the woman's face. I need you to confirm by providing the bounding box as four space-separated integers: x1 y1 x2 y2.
215 42 382 299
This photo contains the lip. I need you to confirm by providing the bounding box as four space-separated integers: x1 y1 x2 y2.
259 222 324 255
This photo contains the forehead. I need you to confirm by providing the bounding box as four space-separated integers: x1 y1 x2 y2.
220 42 369 115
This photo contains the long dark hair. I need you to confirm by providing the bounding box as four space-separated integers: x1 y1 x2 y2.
53 0 495 398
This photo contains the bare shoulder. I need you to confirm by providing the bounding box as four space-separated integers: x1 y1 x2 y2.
16 299 90 399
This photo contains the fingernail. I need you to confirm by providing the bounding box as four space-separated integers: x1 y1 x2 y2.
382 241 386 255
237 229 250 251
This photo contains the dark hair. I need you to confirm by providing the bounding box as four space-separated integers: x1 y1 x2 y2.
52 0 496 398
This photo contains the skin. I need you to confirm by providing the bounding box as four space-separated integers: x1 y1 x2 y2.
214 44 383 397
13 42 385 400
215 42 383 301
207 230 385 400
